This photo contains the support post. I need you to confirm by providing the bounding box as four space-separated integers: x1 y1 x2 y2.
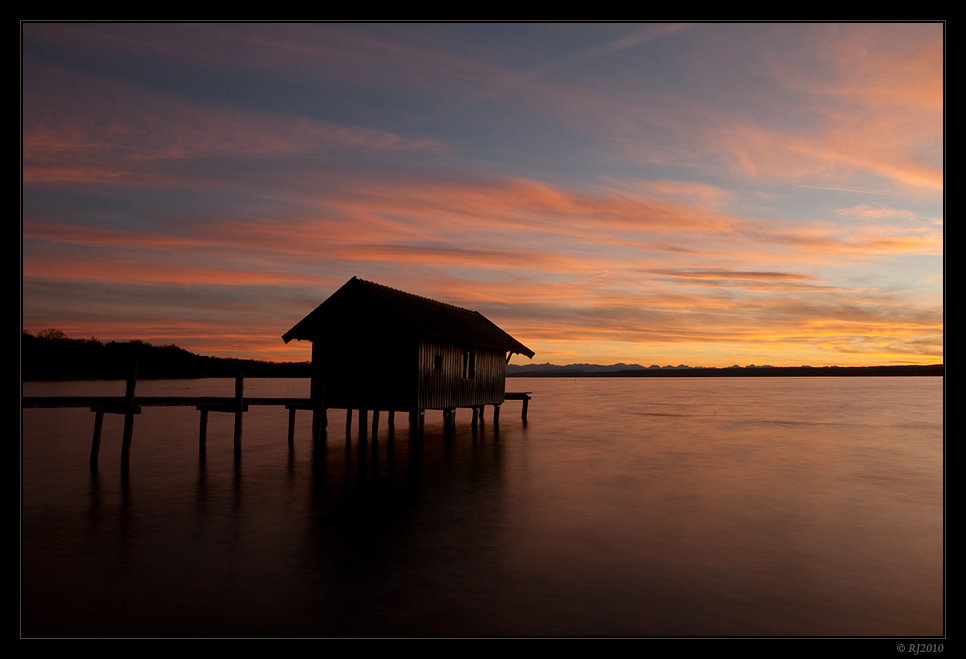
120 363 138 468
388 410 395 428
288 407 296 447
233 372 244 457
372 409 380 437
312 404 327 440
472 406 479 427
522 396 529 421
493 403 501 425
199 408 209 456
90 409 104 468
346 408 352 436
359 409 368 438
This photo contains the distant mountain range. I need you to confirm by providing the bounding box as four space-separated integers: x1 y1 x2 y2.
22 331 942 380
506 362 943 377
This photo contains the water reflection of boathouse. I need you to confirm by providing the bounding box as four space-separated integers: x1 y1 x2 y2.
282 277 534 435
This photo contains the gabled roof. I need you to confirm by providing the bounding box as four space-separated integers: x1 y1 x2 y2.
282 277 535 358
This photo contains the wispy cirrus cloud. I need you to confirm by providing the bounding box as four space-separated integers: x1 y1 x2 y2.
23 63 448 186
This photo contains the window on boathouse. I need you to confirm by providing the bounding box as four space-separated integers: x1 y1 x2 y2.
462 351 476 379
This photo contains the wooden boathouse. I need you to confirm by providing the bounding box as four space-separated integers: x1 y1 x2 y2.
282 277 534 436
23 278 534 469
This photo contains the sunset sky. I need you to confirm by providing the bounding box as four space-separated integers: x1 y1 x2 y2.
22 23 943 367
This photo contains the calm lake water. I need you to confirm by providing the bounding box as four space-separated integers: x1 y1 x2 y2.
22 377 943 637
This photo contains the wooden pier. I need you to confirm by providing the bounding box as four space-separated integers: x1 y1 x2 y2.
23 369 532 469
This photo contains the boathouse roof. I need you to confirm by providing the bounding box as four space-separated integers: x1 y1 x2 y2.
282 277 535 358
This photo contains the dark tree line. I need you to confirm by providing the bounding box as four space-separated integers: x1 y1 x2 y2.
22 330 311 380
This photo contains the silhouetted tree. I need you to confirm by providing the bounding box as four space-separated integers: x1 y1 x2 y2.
37 328 68 340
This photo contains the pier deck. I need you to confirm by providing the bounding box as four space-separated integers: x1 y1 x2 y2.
23 372 532 470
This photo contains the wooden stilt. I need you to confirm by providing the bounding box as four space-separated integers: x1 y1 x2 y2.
288 407 296 447
359 409 368 438
493 403 501 425
388 410 395 427
372 409 380 438
472 406 479 427
233 373 244 456
312 406 328 440
522 395 529 421
90 409 104 468
346 408 352 436
120 364 138 467
199 408 209 455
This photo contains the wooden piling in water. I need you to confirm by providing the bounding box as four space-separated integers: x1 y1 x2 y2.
36 384 531 471
199 408 209 456
120 364 138 468
90 410 104 468
233 373 244 456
